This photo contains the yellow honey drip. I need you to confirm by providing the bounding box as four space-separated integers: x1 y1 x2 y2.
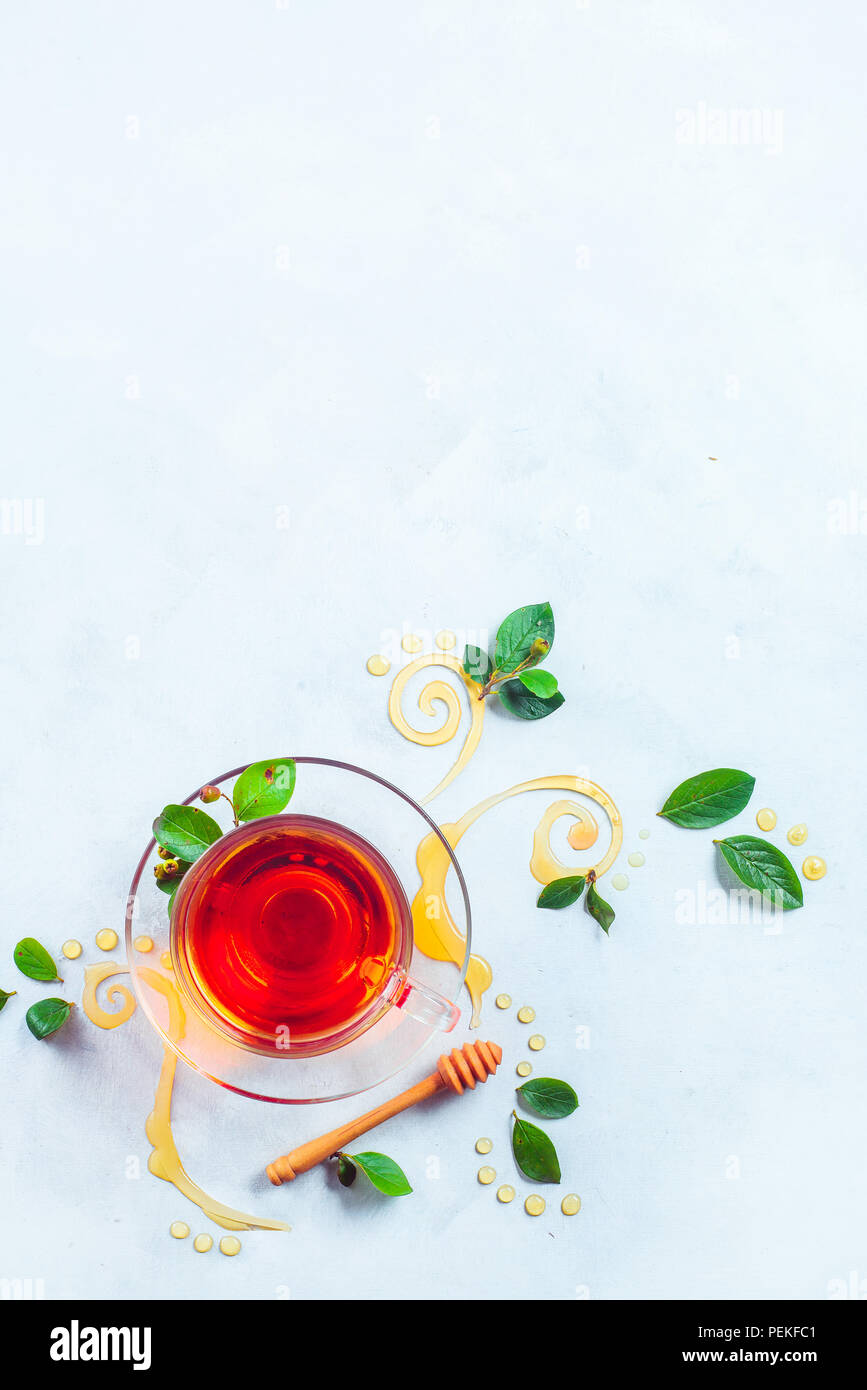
787 823 808 846
411 775 623 1026
756 808 777 832
388 652 485 805
496 1185 515 1203
475 1138 493 1155
627 851 645 868
435 630 457 651
170 1221 190 1239
82 963 137 1029
141 969 289 1233
561 1194 581 1215
495 993 512 1009
62 939 83 959
95 929 119 951
160 952 173 970
517 1006 535 1024
366 654 391 677
193 1234 213 1253
82 963 287 1233
401 634 424 652
802 856 826 881
134 935 154 953
516 1062 532 1077
611 873 629 891
566 814 599 851
477 1166 496 1185
219 1236 242 1256
528 1034 545 1051
524 1195 545 1216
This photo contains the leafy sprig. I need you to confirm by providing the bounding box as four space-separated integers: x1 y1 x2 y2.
536 868 614 934
152 758 297 913
333 1150 412 1196
462 603 564 721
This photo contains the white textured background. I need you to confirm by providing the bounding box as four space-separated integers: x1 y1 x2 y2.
2 0 865 1301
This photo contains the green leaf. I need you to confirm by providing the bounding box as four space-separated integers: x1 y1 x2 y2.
537 875 586 910
349 1151 413 1196
586 881 615 934
658 768 756 828
517 1077 580 1119
511 1113 561 1183
336 1154 357 1187
462 644 494 685
165 880 180 920
26 998 74 1040
152 805 223 863
494 602 555 673
518 669 559 698
0 987 16 1013
715 835 803 910
14 938 62 983
498 679 565 721
232 758 296 823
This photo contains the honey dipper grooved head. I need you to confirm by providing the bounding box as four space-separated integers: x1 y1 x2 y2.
437 1040 502 1094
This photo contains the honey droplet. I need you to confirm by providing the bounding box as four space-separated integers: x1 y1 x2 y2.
170 1221 190 1240
62 940 82 960
477 1165 496 1185
95 929 118 951
566 819 598 851
516 1062 532 1077
219 1236 242 1257
496 1185 515 1203
401 634 423 653
495 993 512 1010
802 855 826 881
435 630 457 651
475 1138 493 1155
134 935 154 953
611 873 629 891
193 1234 213 1253
627 851 645 868
756 808 777 832
160 951 173 970
561 1194 581 1216
528 1034 545 1051
638 828 650 840
366 654 391 677
517 1006 535 1024
524 1195 545 1216
787 823 808 846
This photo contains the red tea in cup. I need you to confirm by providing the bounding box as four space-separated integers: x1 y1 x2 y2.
171 815 414 1056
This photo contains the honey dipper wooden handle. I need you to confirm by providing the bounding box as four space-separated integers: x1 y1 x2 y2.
266 1040 502 1185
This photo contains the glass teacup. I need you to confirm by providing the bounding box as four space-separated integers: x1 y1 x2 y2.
171 814 459 1058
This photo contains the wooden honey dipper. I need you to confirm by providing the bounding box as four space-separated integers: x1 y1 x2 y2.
266 1040 503 1185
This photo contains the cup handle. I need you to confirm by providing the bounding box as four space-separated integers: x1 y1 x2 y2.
389 970 460 1032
